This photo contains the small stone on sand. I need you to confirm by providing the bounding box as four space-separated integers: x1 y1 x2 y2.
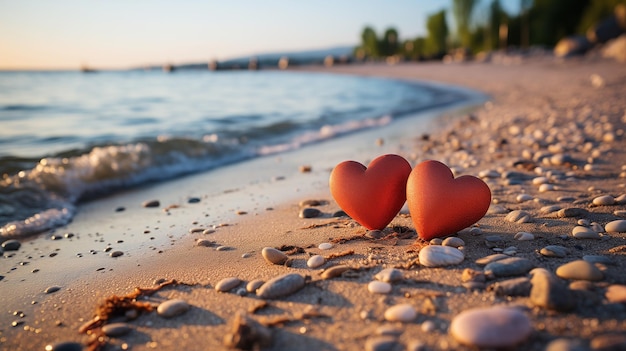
157 299 190 318
384 304 416 322
450 306 532 348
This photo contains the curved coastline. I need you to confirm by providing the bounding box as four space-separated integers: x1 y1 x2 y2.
0 71 478 240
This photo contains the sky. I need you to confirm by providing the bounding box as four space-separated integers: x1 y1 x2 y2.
0 0 521 70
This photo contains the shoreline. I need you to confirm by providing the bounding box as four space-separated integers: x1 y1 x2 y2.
2 57 626 351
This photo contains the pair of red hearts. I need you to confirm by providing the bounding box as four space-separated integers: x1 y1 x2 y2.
329 154 491 240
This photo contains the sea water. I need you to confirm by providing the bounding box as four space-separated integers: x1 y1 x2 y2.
0 69 468 238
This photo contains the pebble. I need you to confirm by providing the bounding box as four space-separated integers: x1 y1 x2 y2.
246 279 264 293
187 197 201 203
539 184 555 192
484 257 534 278
590 334 626 351
540 245 568 258
157 299 190 318
450 306 532 348
616 194 626 204
142 200 160 208
558 208 589 218
256 273 305 299
578 219 590 226
532 176 548 185
605 220 626 233
593 195 615 206
44 342 84 351
583 255 614 265
545 338 588 351
215 277 242 292
516 194 534 202
614 210 626 217
321 265 351 279
556 260 604 281
442 237 465 248
491 277 531 297
572 226 601 239
306 255 325 268
203 229 215 235
475 254 508 267
109 251 124 257
605 284 626 303
419 245 464 267
102 322 132 337
45 286 61 294
299 207 321 218
514 232 534 241
261 247 288 265
429 238 442 245
368 281 392 294
318 242 333 250
530 268 576 312
383 304 417 322
374 268 403 283
540 205 562 215
195 239 214 247
505 210 532 223
365 336 398 351
2 239 21 251
488 205 509 214
590 222 604 233
215 245 233 251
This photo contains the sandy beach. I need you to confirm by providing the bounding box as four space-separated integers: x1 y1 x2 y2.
2 55 626 351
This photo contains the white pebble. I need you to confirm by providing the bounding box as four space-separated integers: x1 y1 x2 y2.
572 226 601 239
374 268 403 283
532 177 548 185
318 242 333 250
421 320 436 332
157 299 190 318
368 281 392 294
215 277 241 292
450 306 532 348
516 194 533 202
593 195 615 206
261 247 288 265
514 232 534 241
442 237 465 248
539 184 555 192
384 304 417 322
505 210 532 223
419 245 464 267
605 220 626 233
430 238 443 245
307 255 325 268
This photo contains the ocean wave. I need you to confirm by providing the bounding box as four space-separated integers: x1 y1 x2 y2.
0 113 399 239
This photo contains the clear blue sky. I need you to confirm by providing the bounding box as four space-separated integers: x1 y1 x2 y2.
0 0 521 70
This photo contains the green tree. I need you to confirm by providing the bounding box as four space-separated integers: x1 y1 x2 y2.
380 28 400 57
425 10 449 57
452 0 478 48
488 0 507 50
359 26 380 58
528 0 589 46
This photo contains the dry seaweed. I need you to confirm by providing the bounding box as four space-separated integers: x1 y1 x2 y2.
80 279 192 351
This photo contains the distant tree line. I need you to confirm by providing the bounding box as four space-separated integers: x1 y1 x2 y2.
354 0 626 61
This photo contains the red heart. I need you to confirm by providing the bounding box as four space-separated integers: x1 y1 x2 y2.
407 160 491 240
329 154 412 230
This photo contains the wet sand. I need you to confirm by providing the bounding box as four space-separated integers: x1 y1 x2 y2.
1 56 626 351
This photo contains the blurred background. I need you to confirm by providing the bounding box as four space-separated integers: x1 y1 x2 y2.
1 0 625 71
